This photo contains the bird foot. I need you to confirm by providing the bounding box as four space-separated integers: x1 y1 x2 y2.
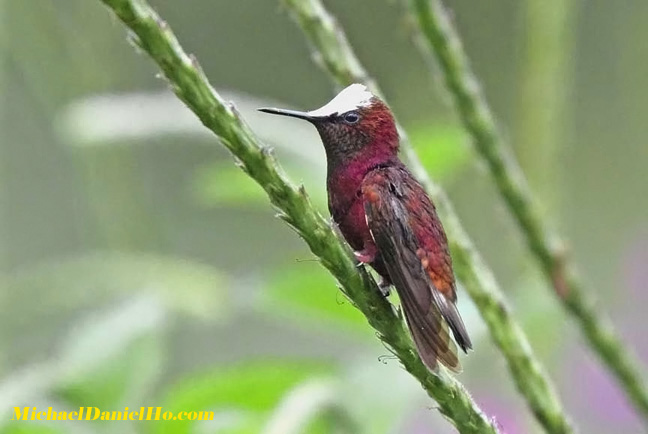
378 277 391 297
353 246 376 264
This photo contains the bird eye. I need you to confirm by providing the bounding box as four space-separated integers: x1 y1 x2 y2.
343 111 360 124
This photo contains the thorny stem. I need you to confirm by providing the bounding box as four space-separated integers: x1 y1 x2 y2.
280 0 573 433
97 0 498 432
407 0 648 426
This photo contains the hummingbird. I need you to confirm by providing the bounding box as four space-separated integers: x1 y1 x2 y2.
259 84 471 372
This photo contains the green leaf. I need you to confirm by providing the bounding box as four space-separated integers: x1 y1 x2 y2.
261 263 370 334
156 361 332 434
407 123 471 180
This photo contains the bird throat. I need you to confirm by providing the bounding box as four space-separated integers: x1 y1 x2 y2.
326 141 398 221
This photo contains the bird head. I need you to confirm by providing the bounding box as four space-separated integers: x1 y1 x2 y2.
259 84 399 166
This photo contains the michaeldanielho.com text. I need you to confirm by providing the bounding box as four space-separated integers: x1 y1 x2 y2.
13 407 215 421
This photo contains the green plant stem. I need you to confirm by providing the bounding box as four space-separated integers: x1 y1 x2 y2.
407 0 648 425
97 0 498 432
280 1 572 433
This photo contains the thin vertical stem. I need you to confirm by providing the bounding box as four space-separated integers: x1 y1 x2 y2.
407 0 648 424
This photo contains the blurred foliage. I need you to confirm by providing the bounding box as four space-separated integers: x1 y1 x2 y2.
3 426 64 434
193 163 326 210
408 123 472 181
263 263 369 334
193 164 270 208
157 362 332 434
54 296 165 410
0 253 227 326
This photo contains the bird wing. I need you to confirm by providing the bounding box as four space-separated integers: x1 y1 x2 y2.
361 166 471 372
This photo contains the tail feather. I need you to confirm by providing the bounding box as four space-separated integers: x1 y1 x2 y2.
398 283 460 372
430 289 472 353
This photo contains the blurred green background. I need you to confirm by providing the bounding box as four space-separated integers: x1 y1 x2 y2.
1 0 647 433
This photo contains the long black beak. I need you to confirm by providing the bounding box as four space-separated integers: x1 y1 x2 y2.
258 107 319 122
